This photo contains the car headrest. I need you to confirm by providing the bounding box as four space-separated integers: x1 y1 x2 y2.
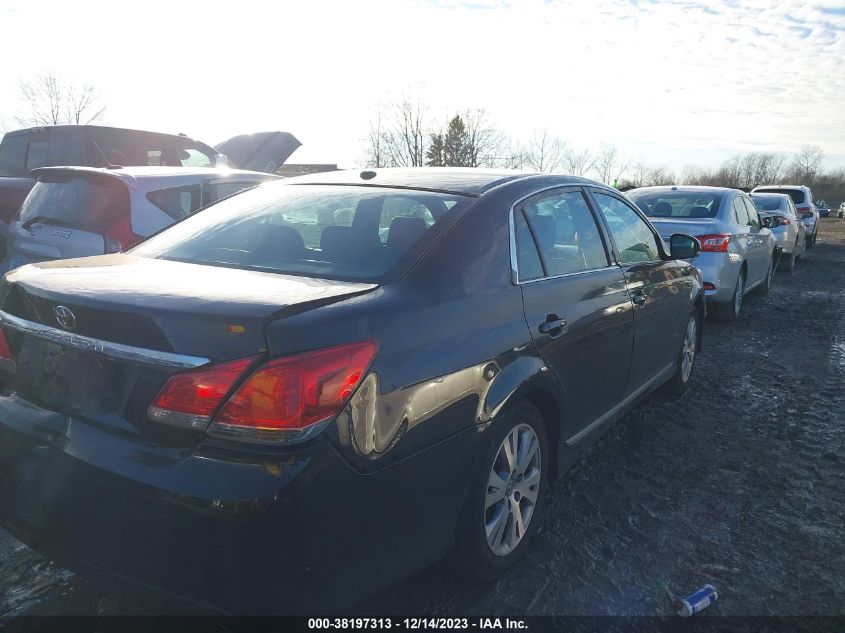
320 226 380 262
688 206 711 218
264 224 306 259
387 216 427 251
652 201 673 215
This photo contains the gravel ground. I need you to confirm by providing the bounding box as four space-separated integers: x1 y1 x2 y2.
1 220 844 619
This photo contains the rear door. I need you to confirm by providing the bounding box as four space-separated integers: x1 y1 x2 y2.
8 170 130 268
589 188 690 395
741 196 769 284
515 187 634 441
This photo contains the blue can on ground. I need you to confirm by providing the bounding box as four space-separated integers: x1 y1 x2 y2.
677 584 718 617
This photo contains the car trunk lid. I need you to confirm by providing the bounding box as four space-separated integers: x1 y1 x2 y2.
215 131 301 174
0 255 376 444
647 218 717 243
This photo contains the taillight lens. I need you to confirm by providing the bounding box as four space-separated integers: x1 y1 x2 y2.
104 215 143 253
778 218 791 225
148 355 259 430
211 341 377 444
0 328 16 372
696 234 731 253
703 282 716 291
147 341 377 444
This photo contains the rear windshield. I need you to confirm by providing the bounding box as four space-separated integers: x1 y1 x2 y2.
20 175 129 233
628 191 724 219
755 188 805 204
751 196 785 211
131 184 473 282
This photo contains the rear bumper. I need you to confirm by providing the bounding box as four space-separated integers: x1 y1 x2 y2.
0 391 472 613
694 252 741 304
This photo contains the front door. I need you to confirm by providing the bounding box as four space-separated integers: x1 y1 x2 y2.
589 189 692 394
514 187 634 441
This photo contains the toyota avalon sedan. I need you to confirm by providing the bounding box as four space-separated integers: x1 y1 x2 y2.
0 169 704 613
629 185 776 322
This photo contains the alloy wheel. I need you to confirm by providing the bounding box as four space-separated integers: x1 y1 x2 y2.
681 316 697 382
485 424 541 557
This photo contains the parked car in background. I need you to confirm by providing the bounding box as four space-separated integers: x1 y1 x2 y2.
629 185 777 321
751 185 818 248
750 192 806 272
839 202 845 219
0 168 705 613
0 125 301 224
2 166 277 271
816 200 830 217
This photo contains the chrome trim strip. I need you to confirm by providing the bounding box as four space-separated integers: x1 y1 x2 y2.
565 361 675 446
0 310 210 369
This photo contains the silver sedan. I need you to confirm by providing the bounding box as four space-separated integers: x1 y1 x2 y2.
628 186 777 322
750 192 806 272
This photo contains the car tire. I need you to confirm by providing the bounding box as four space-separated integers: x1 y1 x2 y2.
714 273 744 322
759 258 774 294
665 311 699 395
455 400 549 580
779 251 795 273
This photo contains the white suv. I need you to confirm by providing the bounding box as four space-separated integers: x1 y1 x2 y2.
751 185 819 249
2 166 277 271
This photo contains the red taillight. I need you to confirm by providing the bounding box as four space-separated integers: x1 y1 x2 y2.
148 355 259 430
211 341 377 443
703 282 716 291
696 234 731 253
778 218 791 225
0 328 16 372
104 215 143 253
147 341 377 444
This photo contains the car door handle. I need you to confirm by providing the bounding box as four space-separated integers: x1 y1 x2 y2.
539 316 567 335
630 289 647 306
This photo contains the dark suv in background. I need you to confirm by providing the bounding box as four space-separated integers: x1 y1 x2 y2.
0 125 301 224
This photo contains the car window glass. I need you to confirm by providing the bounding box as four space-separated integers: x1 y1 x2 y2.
630 191 723 219
26 140 49 171
742 198 760 228
20 175 130 233
593 191 660 264
203 180 263 206
180 148 212 167
514 209 544 281
0 134 28 176
147 185 202 220
132 184 471 283
733 198 749 225
522 190 609 276
754 188 804 205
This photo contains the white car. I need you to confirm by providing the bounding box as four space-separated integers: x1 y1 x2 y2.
750 192 806 272
2 165 278 271
751 184 819 249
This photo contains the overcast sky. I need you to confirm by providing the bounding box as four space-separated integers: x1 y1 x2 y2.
1 0 843 173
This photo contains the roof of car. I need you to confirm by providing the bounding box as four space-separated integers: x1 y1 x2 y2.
750 192 792 199
752 185 806 191
31 165 276 190
281 167 597 196
627 185 740 195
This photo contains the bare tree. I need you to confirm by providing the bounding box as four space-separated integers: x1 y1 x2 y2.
463 109 507 168
561 147 595 176
16 72 106 126
365 98 427 168
593 143 628 185
523 129 566 173
789 145 824 186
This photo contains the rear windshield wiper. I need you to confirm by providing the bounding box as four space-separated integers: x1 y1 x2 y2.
21 215 77 231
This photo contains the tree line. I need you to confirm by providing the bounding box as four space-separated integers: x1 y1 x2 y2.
364 99 845 205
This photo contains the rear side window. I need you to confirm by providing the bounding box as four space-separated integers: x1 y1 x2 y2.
147 185 202 220
733 198 749 225
20 175 130 233
26 134 85 171
514 210 544 281
755 188 805 205
0 134 28 177
89 128 215 167
131 184 472 283
520 190 609 277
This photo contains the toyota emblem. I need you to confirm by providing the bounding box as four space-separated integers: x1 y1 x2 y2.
53 305 77 330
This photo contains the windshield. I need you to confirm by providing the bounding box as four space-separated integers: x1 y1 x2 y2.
20 174 129 233
628 191 724 219
131 183 473 282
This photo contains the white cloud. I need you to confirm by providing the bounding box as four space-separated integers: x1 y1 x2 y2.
0 0 843 170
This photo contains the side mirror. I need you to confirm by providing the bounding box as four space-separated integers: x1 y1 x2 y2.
669 234 700 260
762 216 780 229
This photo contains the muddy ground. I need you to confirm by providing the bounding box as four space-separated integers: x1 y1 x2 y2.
1 220 844 619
